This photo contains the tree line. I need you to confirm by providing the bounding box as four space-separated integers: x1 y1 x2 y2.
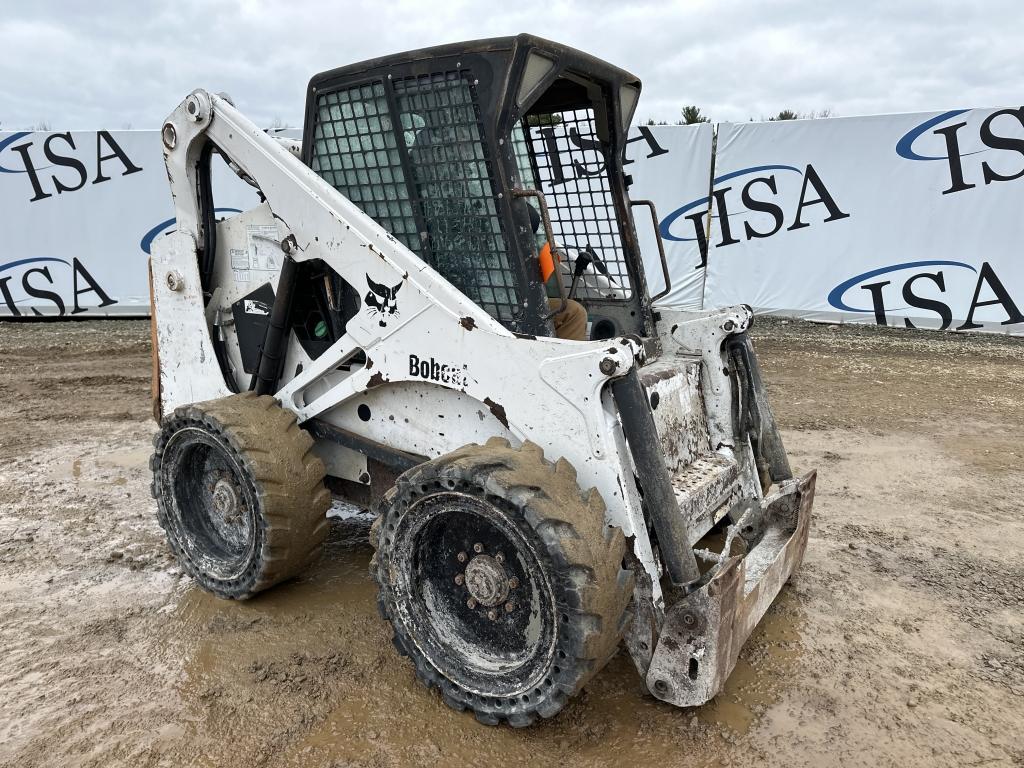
646 105 834 125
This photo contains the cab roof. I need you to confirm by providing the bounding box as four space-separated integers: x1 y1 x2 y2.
307 33 641 99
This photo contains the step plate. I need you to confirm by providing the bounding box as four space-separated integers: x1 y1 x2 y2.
671 452 739 541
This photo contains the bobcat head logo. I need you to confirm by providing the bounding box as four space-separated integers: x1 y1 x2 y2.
364 274 402 327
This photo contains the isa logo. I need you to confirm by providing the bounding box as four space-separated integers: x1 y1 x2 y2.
827 260 1023 330
896 107 1024 195
659 164 850 269
0 131 143 203
0 257 116 316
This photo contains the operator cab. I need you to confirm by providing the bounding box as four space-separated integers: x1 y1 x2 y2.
301 34 658 341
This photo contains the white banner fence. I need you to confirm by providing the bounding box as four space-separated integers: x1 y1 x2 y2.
701 109 1024 333
2 109 1021 334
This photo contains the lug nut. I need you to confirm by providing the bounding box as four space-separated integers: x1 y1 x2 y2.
495 552 504 564
473 542 484 553
504 601 515 613
508 577 519 589
487 609 498 620
457 551 467 563
467 598 477 609
454 574 464 586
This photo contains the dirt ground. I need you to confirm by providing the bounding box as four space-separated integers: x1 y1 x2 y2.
0 317 1021 768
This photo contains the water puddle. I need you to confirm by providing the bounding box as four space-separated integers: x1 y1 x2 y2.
697 591 806 734
174 521 378 685
47 444 151 491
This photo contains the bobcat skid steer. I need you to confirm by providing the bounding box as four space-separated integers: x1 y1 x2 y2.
149 34 815 726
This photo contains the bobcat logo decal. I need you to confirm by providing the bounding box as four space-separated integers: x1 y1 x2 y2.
364 274 402 327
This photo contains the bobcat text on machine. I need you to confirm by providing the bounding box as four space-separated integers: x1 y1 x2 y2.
148 33 815 726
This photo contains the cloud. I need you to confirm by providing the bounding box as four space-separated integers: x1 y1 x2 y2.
0 0 1020 130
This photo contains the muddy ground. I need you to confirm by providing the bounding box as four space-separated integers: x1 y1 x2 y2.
0 318 1021 768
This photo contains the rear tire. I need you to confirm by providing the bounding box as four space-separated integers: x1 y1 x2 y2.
151 393 330 599
371 438 633 726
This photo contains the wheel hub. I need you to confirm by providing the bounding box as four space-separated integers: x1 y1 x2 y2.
211 477 241 523
464 554 510 607
203 471 250 551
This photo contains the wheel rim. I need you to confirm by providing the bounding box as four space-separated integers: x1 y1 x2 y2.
390 490 557 697
161 426 259 582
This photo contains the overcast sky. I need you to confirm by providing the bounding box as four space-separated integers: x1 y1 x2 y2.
1 0 1020 130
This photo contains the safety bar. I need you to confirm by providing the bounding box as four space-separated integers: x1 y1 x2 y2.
631 199 672 302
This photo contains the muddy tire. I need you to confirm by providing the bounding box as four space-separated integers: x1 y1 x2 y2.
371 438 633 726
151 393 330 600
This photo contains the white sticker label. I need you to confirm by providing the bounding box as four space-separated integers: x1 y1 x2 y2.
232 224 281 282
244 299 270 315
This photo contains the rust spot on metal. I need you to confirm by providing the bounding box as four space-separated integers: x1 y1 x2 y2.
365 357 374 370
640 368 676 385
460 316 477 331
367 372 387 388
483 397 509 429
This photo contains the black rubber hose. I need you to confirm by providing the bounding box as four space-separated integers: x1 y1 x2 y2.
254 255 298 396
197 142 217 294
196 142 239 393
728 333 792 483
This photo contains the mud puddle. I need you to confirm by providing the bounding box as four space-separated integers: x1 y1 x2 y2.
47 444 151 490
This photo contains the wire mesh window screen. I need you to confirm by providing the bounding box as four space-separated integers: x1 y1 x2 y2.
309 74 522 326
524 109 632 300
394 71 520 324
310 82 421 254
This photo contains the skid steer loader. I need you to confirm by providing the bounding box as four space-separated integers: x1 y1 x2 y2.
148 34 815 726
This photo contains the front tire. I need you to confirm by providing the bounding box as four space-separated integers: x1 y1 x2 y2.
151 393 330 599
372 438 633 726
